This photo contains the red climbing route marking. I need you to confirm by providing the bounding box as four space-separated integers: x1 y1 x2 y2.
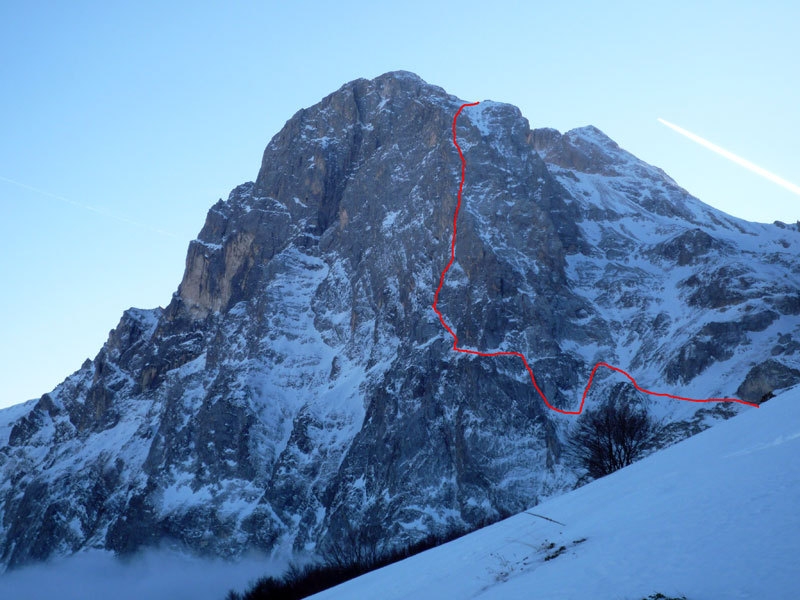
431 102 759 415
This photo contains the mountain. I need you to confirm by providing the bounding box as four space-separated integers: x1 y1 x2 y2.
308 384 800 600
1 71 799 571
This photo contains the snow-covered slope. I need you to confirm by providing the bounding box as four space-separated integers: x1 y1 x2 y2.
312 387 800 600
535 124 800 415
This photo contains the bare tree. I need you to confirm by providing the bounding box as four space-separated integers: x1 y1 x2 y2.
567 401 662 479
321 516 382 569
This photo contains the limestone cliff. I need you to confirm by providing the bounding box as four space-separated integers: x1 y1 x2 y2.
1 71 799 570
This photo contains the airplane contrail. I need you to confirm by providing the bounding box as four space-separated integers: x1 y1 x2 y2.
0 174 180 238
657 118 800 196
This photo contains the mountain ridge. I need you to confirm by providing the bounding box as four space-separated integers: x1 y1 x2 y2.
1 71 798 571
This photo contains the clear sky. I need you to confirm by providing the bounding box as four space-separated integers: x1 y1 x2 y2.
1 0 798 409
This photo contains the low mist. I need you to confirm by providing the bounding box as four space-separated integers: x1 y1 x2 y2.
0 548 285 600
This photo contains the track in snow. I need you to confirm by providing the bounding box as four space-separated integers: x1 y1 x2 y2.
431 102 758 415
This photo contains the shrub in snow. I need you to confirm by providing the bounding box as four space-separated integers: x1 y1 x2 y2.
567 401 662 479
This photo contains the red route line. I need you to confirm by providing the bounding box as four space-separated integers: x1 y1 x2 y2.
431 102 759 415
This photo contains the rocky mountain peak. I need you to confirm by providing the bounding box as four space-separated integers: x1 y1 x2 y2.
176 71 460 320
532 124 627 176
1 71 799 571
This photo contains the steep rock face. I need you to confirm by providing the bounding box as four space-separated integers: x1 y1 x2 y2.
1 71 799 570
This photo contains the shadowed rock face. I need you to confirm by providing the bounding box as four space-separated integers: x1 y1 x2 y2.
736 359 800 403
1 71 799 570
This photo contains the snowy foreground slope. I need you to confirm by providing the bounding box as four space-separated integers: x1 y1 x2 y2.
313 387 800 600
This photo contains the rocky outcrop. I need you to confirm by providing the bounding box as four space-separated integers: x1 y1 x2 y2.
664 311 780 384
1 71 799 571
651 228 728 267
736 360 800 403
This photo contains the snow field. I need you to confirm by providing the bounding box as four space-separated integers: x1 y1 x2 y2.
311 386 800 599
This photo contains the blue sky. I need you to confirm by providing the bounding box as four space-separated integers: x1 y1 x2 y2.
1 0 798 409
